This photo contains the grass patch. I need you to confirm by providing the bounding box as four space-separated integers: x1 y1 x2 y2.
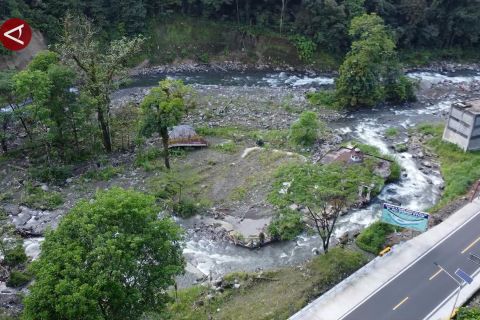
157 248 367 320
213 140 238 154
306 90 339 110
135 148 165 172
21 185 64 210
456 307 480 320
356 222 397 254
197 126 290 150
385 127 399 138
267 209 304 240
416 123 480 211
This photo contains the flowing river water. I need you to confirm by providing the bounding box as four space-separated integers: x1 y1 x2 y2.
23 68 480 285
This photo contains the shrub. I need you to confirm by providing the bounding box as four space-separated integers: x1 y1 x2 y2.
135 147 163 171
3 245 28 268
306 90 338 109
356 222 396 254
7 270 32 288
22 185 64 210
291 35 316 62
384 76 417 103
289 111 324 147
457 307 480 320
29 165 73 183
268 209 304 240
172 198 203 218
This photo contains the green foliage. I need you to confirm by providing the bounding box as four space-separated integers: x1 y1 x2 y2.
306 90 338 109
28 165 73 184
291 35 316 62
172 198 204 218
213 140 237 153
385 128 399 138
134 147 165 172
356 222 396 254
2 245 28 269
417 124 480 212
335 14 415 108
1 211 26 270
159 248 366 320
384 76 417 103
139 79 191 169
7 270 33 288
59 14 145 153
22 188 185 320
269 162 384 209
457 307 480 320
21 185 64 210
289 111 324 147
268 209 304 240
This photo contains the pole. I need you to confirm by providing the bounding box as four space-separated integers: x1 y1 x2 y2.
434 262 463 318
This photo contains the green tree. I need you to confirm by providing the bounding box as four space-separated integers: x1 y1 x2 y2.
335 13 415 108
139 79 191 169
289 111 325 147
22 188 185 320
57 13 144 153
270 163 360 253
13 51 91 161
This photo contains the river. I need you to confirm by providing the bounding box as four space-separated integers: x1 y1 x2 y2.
26 68 480 285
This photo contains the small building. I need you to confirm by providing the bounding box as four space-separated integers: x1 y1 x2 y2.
443 100 480 151
168 125 208 148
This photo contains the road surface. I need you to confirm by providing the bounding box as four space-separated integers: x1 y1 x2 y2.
340 210 480 320
290 200 480 320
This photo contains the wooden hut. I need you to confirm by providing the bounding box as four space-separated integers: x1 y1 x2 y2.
168 125 208 148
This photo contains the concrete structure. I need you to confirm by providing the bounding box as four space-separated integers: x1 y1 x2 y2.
443 99 480 151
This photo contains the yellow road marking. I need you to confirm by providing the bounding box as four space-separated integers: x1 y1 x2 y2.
429 268 443 280
393 297 409 311
461 236 480 254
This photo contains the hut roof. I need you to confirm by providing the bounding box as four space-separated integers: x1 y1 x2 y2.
168 125 208 148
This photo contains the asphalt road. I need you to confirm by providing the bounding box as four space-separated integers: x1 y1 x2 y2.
340 211 480 320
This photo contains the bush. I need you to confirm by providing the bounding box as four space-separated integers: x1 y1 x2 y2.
7 270 32 288
457 307 480 320
289 111 324 147
384 76 417 103
22 186 64 210
3 245 28 268
306 90 338 109
135 147 163 171
356 222 396 254
268 209 304 240
29 165 73 183
172 198 203 218
291 35 316 62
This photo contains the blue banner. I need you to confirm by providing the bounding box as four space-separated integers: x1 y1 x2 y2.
381 203 429 232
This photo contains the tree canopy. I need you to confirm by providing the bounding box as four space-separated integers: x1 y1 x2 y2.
22 188 185 320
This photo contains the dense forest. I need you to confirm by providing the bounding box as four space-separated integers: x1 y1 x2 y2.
2 0 480 54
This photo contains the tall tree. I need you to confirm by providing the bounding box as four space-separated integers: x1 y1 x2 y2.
57 13 144 153
139 79 192 170
22 188 185 320
335 13 415 108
